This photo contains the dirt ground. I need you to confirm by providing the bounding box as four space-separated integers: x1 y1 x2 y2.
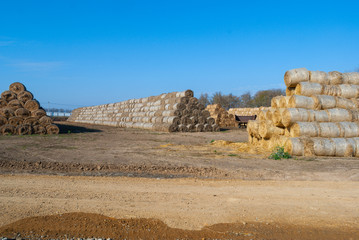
1 121 359 239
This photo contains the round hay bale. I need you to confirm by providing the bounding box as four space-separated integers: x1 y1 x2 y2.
337 122 359 138
39 116 52 126
265 108 275 122
17 91 33 103
295 82 323 96
181 97 190 104
350 110 359 121
323 85 341 97
16 124 32 135
313 138 336 156
9 82 26 94
7 99 23 110
332 138 354 157
189 116 198 125
174 109 182 117
33 125 47 134
257 110 268 121
288 95 319 109
46 124 60 134
316 95 336 109
318 122 341 138
309 71 329 84
272 108 285 127
172 103 186 110
191 109 200 117
290 122 320 137
180 116 190 125
187 124 196 132
271 96 282 108
182 109 191 117
206 117 215 125
0 98 7 108
24 100 40 111
282 108 314 127
1 90 17 102
286 87 295 96
0 124 15 135
247 120 261 139
259 120 285 139
189 97 199 105
336 97 356 110
212 124 220 132
8 116 23 126
201 110 211 118
342 72 359 85
279 96 291 108
285 137 305 156
351 138 359 157
203 124 212 132
151 116 163 123
328 71 343 85
23 117 40 126
326 109 352 122
314 110 330 122
195 123 204 132
163 116 180 125
0 116 7 126
0 107 15 118
184 90 194 98
178 124 188 132
168 123 178 132
197 103 205 111
338 84 359 99
284 68 309 87
15 108 31 118
197 116 206 125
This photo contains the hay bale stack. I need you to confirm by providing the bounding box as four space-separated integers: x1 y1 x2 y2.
248 68 359 157
68 90 218 132
205 104 238 128
0 82 59 135
228 107 270 116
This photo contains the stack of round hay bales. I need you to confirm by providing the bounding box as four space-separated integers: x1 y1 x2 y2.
228 107 270 117
0 82 59 135
205 104 238 128
68 90 219 132
247 68 359 157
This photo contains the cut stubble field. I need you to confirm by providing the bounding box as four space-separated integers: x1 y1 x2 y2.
0 121 359 239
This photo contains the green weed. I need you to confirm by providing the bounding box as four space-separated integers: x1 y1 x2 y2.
269 146 291 160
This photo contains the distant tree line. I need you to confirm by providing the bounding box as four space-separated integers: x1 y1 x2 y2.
44 108 72 113
198 89 285 110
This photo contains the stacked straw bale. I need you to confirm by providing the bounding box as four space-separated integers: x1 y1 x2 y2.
205 104 238 128
228 107 270 116
248 68 359 157
0 82 59 135
68 90 219 132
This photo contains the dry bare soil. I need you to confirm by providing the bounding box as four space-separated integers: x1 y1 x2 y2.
0 122 358 239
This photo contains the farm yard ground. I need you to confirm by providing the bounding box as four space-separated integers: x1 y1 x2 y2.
0 121 359 239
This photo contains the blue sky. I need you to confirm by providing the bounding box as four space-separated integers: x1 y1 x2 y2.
1 1 358 109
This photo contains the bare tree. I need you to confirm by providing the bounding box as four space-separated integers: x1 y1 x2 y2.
198 93 211 107
252 89 285 107
239 92 253 107
199 88 285 109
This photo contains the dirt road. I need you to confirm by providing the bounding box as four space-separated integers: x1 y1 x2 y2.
1 175 359 239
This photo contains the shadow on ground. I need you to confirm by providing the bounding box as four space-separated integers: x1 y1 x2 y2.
56 123 102 134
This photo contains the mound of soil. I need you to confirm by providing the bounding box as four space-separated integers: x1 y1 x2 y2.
1 212 357 240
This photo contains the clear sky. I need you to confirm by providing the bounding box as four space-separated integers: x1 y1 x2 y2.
1 0 358 109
